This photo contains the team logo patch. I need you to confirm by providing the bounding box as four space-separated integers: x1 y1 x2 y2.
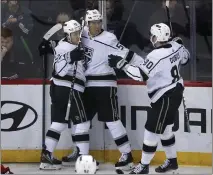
83 45 94 64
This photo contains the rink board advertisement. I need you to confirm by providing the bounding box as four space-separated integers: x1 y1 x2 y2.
1 81 212 165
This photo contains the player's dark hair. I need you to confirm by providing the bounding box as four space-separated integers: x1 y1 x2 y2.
1 27 13 38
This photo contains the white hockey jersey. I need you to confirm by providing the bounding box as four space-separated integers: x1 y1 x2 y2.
52 38 86 92
124 41 190 103
81 27 131 87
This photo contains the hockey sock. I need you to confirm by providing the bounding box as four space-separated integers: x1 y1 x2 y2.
71 122 77 146
106 120 131 154
160 125 177 159
141 129 158 165
45 122 67 153
74 121 90 155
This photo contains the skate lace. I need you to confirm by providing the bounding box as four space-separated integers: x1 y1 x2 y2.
119 153 128 162
68 146 78 159
133 163 144 173
160 159 170 169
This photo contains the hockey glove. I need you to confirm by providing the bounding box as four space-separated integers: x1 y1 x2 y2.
172 37 183 45
70 47 85 64
38 39 54 56
108 54 128 69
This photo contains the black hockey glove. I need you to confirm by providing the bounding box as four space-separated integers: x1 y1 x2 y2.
108 54 128 69
38 39 54 56
172 37 183 45
70 47 85 64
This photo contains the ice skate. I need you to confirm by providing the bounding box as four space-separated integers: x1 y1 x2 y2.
115 152 134 171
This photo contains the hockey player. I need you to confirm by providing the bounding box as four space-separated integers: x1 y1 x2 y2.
38 20 91 170
108 23 190 174
62 9 134 170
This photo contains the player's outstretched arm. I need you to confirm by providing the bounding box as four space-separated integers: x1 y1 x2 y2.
108 54 148 82
172 37 190 66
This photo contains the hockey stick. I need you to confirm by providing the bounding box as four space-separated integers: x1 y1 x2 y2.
65 7 88 129
165 0 191 133
41 23 63 144
119 0 137 43
165 0 173 37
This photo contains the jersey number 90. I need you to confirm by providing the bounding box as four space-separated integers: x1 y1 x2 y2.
143 59 154 69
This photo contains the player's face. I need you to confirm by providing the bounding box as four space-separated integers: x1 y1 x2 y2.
1 36 13 51
88 20 102 36
70 31 80 45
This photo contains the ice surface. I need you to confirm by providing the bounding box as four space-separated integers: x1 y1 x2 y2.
3 163 212 174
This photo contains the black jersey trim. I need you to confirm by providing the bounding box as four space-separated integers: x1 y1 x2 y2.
139 69 148 81
126 51 134 63
94 40 117 49
52 74 85 87
81 36 117 50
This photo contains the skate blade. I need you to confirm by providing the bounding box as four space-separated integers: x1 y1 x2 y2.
62 161 75 167
156 168 179 174
39 163 62 170
116 162 134 171
168 169 179 174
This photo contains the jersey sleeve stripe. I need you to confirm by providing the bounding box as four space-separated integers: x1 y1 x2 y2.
82 35 117 49
52 74 85 87
139 69 149 81
57 62 68 75
148 46 183 74
126 70 141 79
94 39 117 49
126 51 134 62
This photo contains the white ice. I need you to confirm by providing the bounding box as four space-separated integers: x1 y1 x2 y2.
3 163 212 174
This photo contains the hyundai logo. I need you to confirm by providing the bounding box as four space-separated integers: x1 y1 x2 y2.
1 101 38 132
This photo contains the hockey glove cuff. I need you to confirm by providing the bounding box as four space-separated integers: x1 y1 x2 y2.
70 47 85 64
108 54 128 69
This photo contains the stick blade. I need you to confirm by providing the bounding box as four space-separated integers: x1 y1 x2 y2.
166 0 170 7
43 23 62 40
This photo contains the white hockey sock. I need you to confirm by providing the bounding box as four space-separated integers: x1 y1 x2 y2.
45 122 67 153
141 129 159 165
71 123 77 146
106 120 131 154
74 121 90 155
161 135 177 159
160 125 177 159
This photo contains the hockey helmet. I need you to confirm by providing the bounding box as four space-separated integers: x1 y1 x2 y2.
75 155 97 174
85 9 103 25
150 23 171 45
63 20 81 35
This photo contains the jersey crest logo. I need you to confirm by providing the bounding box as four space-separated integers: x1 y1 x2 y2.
83 45 94 64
